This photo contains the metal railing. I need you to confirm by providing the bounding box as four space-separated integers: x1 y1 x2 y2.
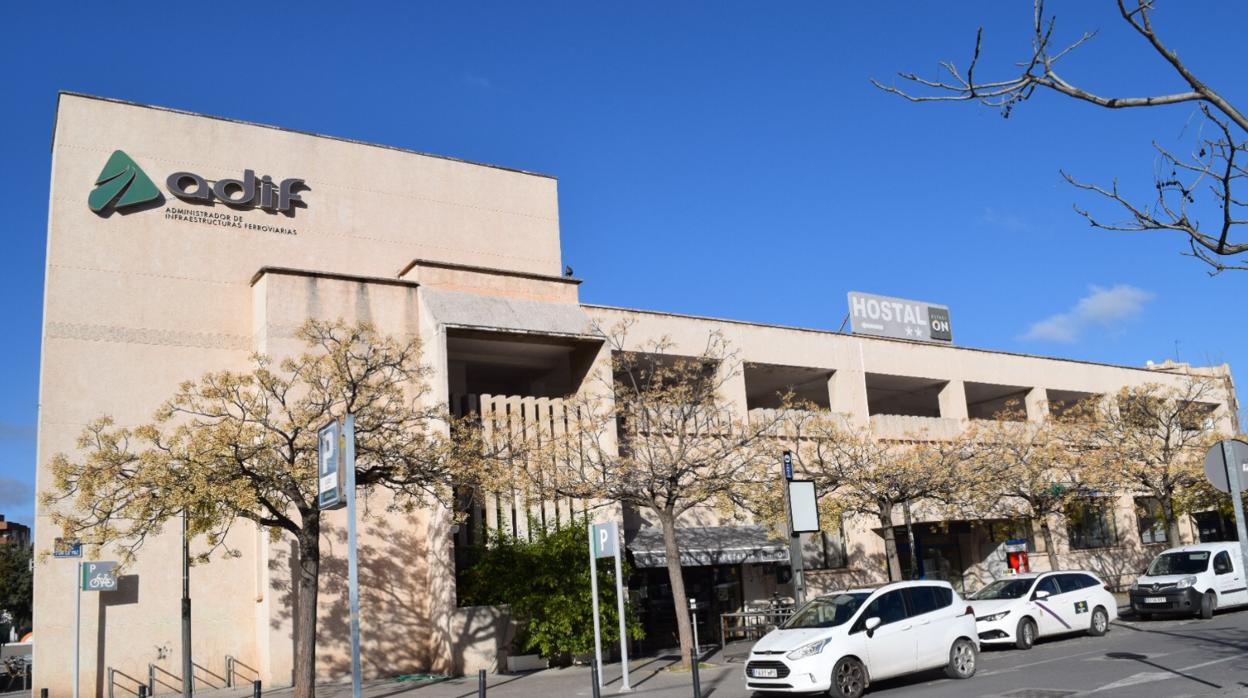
191 662 226 690
225 656 259 689
108 667 147 698
148 663 184 696
719 607 796 647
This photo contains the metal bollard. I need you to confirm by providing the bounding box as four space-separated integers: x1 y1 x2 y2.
477 669 486 698
253 679 262 698
139 686 147 698
589 660 601 698
41 689 48 698
690 651 702 698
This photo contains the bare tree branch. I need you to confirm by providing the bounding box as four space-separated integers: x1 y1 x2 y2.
873 0 1248 272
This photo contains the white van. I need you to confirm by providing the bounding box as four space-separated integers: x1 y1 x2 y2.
1130 542 1248 619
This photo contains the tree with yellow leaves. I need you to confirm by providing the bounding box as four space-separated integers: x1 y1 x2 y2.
536 323 783 669
1082 379 1227 545
44 321 494 698
789 416 975 582
963 401 1102 571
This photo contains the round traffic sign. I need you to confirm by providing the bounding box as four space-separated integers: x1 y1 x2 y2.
1204 439 1248 494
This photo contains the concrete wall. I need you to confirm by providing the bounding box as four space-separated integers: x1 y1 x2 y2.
36 94 560 696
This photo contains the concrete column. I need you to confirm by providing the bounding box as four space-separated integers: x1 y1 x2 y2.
829 370 870 427
938 380 968 420
719 360 750 422
1025 387 1049 423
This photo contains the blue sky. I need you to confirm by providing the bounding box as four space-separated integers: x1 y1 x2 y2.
2 2 1245 527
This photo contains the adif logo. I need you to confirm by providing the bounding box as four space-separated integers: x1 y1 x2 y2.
88 150 163 213
88 150 308 215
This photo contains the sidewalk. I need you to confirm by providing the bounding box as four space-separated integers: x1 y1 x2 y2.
246 645 753 698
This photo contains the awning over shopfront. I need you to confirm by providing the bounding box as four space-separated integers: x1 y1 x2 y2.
628 525 789 568
422 287 597 338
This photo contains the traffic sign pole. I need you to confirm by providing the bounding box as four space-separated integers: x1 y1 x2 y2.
344 414 362 698
1221 440 1248 583
74 561 81 698
588 525 603 690
612 525 630 692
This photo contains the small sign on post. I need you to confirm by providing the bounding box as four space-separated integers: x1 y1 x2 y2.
588 522 631 692
75 560 118 698
784 478 820 607
54 537 82 558
782 451 793 481
1204 439 1248 589
318 421 346 511
81 561 118 591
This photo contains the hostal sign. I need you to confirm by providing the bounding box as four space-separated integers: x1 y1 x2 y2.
847 291 952 343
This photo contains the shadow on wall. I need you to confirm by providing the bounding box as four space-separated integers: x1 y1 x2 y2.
805 544 891 594
268 517 505 680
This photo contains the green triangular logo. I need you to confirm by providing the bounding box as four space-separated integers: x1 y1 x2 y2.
88 150 161 213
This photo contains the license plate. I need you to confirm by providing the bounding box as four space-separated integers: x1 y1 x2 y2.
752 668 778 678
1144 597 1167 604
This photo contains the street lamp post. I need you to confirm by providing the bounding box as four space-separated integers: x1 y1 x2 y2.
182 510 192 698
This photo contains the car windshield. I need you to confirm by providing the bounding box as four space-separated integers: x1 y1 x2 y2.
782 593 871 629
971 579 1035 600
1147 551 1210 576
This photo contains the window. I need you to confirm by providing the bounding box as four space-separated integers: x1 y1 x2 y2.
1056 573 1098 594
1056 574 1084 594
1135 497 1168 545
801 526 848 570
783 593 871 629
855 590 908 631
1214 551 1233 575
1035 576 1060 597
1066 498 1119 550
906 585 952 615
1146 551 1209 576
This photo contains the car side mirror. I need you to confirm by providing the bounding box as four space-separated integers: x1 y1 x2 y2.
1033 590 1050 601
864 616 882 637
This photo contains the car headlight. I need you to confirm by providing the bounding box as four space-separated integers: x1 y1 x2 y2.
785 638 831 661
1130 582 1139 590
977 610 1011 622
1175 576 1198 589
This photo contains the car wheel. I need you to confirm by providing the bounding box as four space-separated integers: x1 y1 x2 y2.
828 656 867 698
1198 591 1216 620
944 638 977 680
1089 607 1109 636
1014 617 1037 650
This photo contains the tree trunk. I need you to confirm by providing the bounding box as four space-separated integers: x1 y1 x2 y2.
658 510 695 669
878 503 902 582
1161 497 1182 546
1038 516 1059 572
293 519 321 698
902 502 920 580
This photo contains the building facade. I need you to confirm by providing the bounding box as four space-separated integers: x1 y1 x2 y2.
0 515 31 547
35 94 1238 694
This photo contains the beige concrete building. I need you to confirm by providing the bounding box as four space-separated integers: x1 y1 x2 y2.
35 93 1238 695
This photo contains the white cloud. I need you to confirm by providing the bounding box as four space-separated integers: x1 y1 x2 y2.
1023 285 1154 343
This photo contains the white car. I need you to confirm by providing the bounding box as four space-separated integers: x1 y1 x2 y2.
1130 542 1248 619
744 581 979 698
969 570 1117 650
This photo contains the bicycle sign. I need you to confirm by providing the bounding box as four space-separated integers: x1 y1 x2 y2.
80 561 118 592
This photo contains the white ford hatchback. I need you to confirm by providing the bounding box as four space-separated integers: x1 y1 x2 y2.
744 581 979 698
968 571 1117 650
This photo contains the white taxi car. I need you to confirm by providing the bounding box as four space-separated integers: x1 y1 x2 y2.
744 580 979 698
969 570 1117 650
